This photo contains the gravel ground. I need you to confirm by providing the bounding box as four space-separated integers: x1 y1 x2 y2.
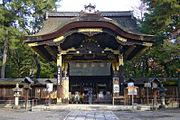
0 108 70 120
114 109 180 120
0 108 180 120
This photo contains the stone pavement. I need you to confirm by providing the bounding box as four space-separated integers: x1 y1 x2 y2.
1 108 180 120
64 111 119 120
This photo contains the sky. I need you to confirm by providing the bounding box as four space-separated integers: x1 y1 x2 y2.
57 0 142 11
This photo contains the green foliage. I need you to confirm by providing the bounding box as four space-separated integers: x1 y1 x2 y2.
124 51 149 78
5 41 36 78
0 0 58 78
125 0 180 78
148 40 180 77
141 0 180 33
141 0 180 78
38 57 56 78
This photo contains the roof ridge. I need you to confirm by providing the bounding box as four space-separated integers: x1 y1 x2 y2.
47 11 133 17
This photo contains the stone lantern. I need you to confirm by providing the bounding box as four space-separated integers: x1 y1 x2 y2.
149 77 160 110
158 84 167 109
144 81 151 105
12 83 22 108
23 77 33 111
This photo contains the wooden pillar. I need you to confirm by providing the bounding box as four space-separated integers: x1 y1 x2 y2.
57 53 63 104
119 54 124 96
61 63 69 103
25 89 29 111
112 62 119 96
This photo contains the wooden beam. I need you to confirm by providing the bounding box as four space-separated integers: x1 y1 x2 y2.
61 47 77 54
32 47 49 61
124 45 136 60
28 42 38 47
104 48 119 54
116 36 127 42
53 36 64 42
64 59 116 63
142 42 153 47
131 46 149 61
44 46 57 60
78 28 103 33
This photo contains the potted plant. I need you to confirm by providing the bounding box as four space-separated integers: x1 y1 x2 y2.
71 94 75 104
75 92 80 104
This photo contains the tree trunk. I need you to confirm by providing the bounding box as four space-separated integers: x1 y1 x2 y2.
1 30 8 79
145 58 149 74
142 59 145 77
34 54 41 78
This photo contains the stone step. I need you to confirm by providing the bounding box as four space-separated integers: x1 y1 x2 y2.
32 104 151 111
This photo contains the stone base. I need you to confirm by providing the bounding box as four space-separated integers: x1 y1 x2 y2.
32 104 151 111
13 105 21 109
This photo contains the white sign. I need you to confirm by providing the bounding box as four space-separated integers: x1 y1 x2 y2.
152 82 158 89
144 83 151 88
46 83 53 93
128 86 138 95
128 82 134 87
113 84 119 93
57 66 61 85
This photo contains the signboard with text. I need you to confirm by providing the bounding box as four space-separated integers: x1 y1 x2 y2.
144 83 151 88
113 84 120 93
128 86 138 95
113 77 119 94
57 66 61 85
46 83 53 93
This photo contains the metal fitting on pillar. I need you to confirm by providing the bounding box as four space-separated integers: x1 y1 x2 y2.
119 54 124 66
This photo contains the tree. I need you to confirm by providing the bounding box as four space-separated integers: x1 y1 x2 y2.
124 0 180 78
140 0 180 78
141 0 180 33
0 0 57 78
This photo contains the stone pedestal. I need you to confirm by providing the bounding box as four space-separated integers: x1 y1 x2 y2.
12 83 22 109
57 85 63 104
15 96 19 106
62 77 69 103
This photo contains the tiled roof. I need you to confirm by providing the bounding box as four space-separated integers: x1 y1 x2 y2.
0 78 177 85
31 11 147 37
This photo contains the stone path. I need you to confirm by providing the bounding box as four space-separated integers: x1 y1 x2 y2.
64 111 119 120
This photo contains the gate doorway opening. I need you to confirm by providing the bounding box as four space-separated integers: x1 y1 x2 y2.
69 76 112 104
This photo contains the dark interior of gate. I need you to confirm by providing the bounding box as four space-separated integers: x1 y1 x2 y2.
69 76 112 104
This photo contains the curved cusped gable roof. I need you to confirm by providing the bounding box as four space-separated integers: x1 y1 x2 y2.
25 11 154 42
25 11 155 61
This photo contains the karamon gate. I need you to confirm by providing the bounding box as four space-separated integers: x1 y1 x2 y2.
25 5 154 104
